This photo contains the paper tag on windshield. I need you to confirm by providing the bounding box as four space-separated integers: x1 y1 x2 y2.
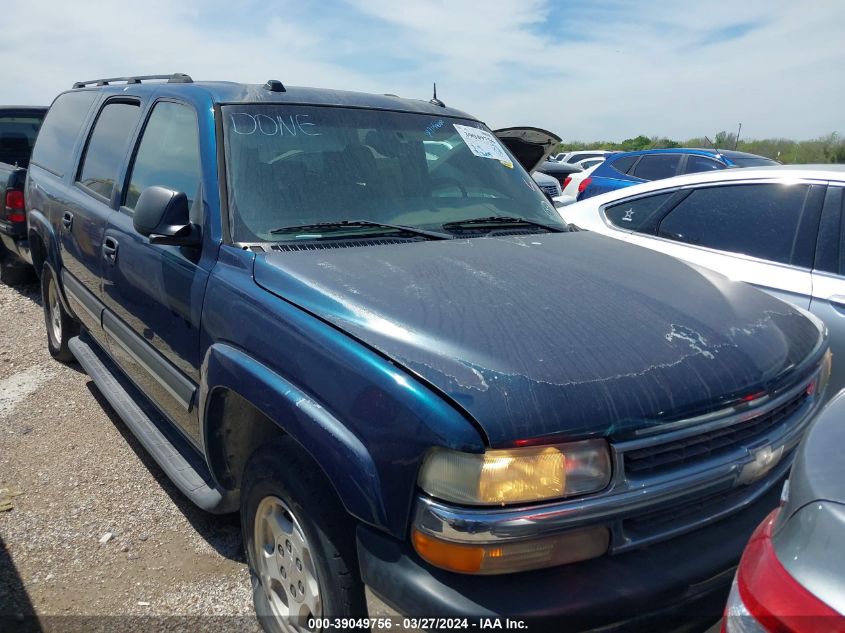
454 124 514 168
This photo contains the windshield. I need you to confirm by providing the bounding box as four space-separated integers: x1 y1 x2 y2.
222 105 563 241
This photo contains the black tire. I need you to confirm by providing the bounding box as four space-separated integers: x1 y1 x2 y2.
41 264 79 362
242 436 366 632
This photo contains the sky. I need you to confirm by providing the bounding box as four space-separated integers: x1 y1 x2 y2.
2 0 843 142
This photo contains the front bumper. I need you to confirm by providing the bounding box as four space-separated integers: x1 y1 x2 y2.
358 477 782 631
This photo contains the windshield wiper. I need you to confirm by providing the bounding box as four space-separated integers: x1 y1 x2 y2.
441 216 567 233
269 220 450 240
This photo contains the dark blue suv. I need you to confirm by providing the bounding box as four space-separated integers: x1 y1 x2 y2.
578 148 779 201
25 74 830 631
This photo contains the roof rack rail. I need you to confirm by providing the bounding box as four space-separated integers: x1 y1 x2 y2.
72 73 193 89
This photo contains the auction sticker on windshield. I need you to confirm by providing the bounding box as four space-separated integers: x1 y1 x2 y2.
454 124 514 168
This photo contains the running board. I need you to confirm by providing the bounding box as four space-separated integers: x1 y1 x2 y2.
69 334 238 513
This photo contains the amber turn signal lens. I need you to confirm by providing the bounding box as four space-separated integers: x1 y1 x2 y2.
412 529 484 573
411 526 610 575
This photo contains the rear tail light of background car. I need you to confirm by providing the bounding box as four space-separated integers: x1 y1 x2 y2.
578 177 592 194
4 189 25 223
722 509 842 633
562 176 572 190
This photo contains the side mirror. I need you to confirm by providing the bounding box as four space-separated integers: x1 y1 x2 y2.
133 186 201 247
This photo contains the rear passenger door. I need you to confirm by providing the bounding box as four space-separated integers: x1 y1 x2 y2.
809 184 845 394
101 100 206 444
59 99 141 335
623 182 824 308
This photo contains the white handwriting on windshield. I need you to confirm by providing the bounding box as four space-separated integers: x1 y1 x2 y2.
230 113 322 137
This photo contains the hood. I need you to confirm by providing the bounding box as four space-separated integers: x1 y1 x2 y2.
494 127 561 173
253 233 823 447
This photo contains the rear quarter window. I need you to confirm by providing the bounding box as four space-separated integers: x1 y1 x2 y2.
604 191 676 232
610 155 637 175
30 91 98 177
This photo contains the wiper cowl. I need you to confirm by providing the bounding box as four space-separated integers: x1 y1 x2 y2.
441 216 567 234
269 220 450 240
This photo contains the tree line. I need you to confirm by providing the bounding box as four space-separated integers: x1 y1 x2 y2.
555 132 845 164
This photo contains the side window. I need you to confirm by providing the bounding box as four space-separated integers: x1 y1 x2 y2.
631 154 682 181
30 91 98 177
77 102 141 200
611 155 637 175
125 102 201 211
657 184 811 265
683 155 725 174
604 192 676 232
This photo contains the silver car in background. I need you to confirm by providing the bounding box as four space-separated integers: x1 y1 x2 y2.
559 165 845 395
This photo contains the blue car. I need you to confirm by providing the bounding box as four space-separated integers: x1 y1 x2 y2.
578 148 779 201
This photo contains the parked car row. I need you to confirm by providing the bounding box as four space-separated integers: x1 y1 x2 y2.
0 105 47 284
3 74 843 632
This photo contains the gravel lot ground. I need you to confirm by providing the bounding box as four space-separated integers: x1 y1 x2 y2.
0 280 259 631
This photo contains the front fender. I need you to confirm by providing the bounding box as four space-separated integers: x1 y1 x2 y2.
200 343 389 529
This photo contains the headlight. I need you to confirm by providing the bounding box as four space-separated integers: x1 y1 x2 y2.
418 439 611 506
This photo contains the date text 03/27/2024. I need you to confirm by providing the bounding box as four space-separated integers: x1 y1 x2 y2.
307 618 529 630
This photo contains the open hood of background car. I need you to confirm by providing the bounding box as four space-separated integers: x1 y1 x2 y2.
494 127 561 173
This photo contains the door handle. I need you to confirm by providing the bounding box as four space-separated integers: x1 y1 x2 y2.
103 237 119 264
829 295 845 310
62 212 73 231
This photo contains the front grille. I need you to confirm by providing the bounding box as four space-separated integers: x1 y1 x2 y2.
539 184 559 197
624 389 809 477
623 453 791 538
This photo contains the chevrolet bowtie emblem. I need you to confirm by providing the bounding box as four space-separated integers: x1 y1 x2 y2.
738 444 785 485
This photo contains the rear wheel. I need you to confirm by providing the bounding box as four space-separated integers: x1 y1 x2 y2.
41 265 78 362
242 436 366 632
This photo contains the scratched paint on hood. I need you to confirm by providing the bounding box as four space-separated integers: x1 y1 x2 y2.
254 232 823 447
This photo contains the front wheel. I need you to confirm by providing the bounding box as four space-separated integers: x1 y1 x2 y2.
41 265 79 362
242 437 366 633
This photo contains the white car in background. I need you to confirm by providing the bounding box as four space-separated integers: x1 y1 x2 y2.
553 149 614 164
574 157 606 170
559 164 845 394
555 162 602 206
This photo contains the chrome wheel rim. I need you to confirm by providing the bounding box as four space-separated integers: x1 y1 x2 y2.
47 279 62 346
253 495 322 630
